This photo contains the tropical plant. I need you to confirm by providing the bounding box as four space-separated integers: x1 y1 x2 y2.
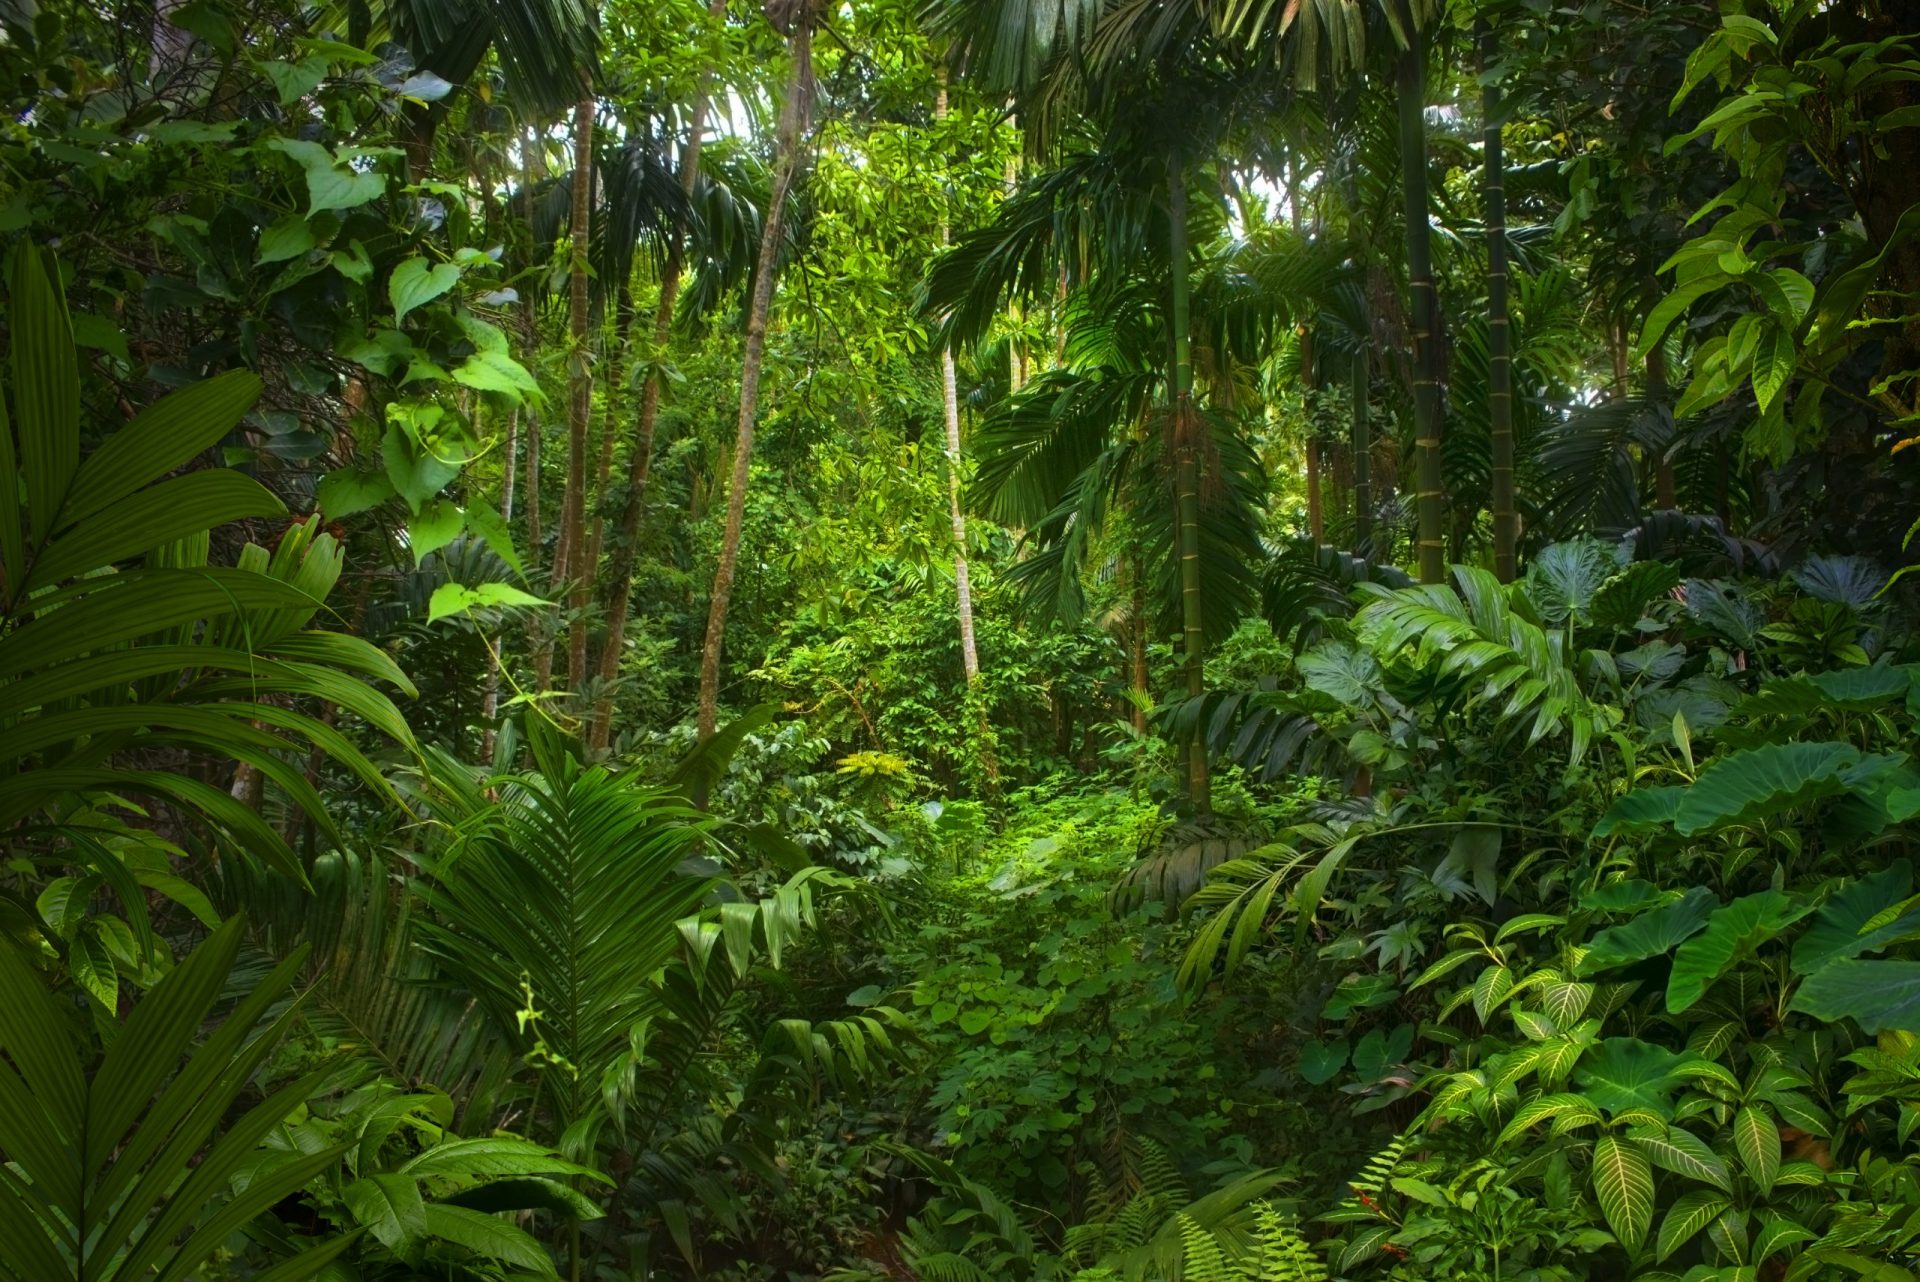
0 917 350 1281
0 249 417 895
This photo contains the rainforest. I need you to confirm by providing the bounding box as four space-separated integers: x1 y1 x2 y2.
3 0 1920 1279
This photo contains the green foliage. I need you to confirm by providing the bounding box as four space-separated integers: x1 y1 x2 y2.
0 917 349 1281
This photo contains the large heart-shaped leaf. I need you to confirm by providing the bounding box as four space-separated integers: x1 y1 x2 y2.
1577 887 1716 975
1575 1037 1694 1119
1791 861 1919 975
1790 960 1920 1034
1666 890 1810 1012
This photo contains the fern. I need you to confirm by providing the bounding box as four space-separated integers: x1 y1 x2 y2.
1178 1212 1235 1282
1247 1204 1328 1282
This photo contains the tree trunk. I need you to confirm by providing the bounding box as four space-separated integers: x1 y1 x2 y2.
1352 343 1372 555
584 292 634 577
1648 344 1677 509
1129 551 1148 733
1482 24 1517 583
1300 325 1324 543
561 92 596 697
587 0 728 751
937 81 982 686
696 23 813 742
1168 161 1209 815
481 404 519 764
1397 28 1446 585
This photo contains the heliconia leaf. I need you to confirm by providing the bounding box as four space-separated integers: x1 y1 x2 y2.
345 1173 427 1250
419 1203 557 1271
1591 1135 1655 1252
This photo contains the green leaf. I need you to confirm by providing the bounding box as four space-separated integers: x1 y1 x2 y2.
1674 742 1905 835
257 214 317 265
426 582 552 623
261 55 328 104
1733 1105 1780 1194
1790 959 1920 1034
1591 1135 1655 1253
345 1173 427 1250
389 257 460 325
451 348 541 400
1657 1189 1730 1263
1791 861 1918 975
269 137 384 214
1298 1037 1346 1085
11 247 80 546
419 1203 556 1271
1667 890 1810 1012
445 1176 604 1220
462 499 527 581
1578 887 1716 975
1751 322 1795 414
409 500 463 564
1575 1038 1692 1119
399 1136 606 1183
1630 1123 1732 1193
317 468 396 519
1755 268 1815 326
1594 786 1685 836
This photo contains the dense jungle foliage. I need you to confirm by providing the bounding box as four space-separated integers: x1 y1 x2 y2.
4 0 1920 1278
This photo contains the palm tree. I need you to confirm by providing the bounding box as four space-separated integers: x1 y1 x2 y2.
697 1 817 742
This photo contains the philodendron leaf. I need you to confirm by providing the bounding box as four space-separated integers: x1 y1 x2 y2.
1577 887 1716 976
1666 890 1810 1012
1790 960 1920 1034
389 257 461 325
1791 861 1919 975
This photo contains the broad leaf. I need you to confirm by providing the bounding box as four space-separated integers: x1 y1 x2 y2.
1790 960 1920 1034
1577 887 1715 975
1666 890 1809 1012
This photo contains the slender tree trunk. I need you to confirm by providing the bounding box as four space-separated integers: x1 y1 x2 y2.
561 92 596 697
1129 550 1148 733
1482 24 1517 583
696 23 813 742
1397 26 1446 584
1649 344 1677 509
588 0 728 751
517 128 555 694
1168 161 1209 815
481 404 519 763
584 293 634 576
1300 326 1324 543
1352 342 1372 555
936 80 982 685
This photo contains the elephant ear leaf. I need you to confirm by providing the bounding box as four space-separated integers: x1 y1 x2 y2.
1577 886 1716 975
1613 742 1908 837
1666 890 1810 1012
1791 861 1919 975
1790 960 1920 1034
